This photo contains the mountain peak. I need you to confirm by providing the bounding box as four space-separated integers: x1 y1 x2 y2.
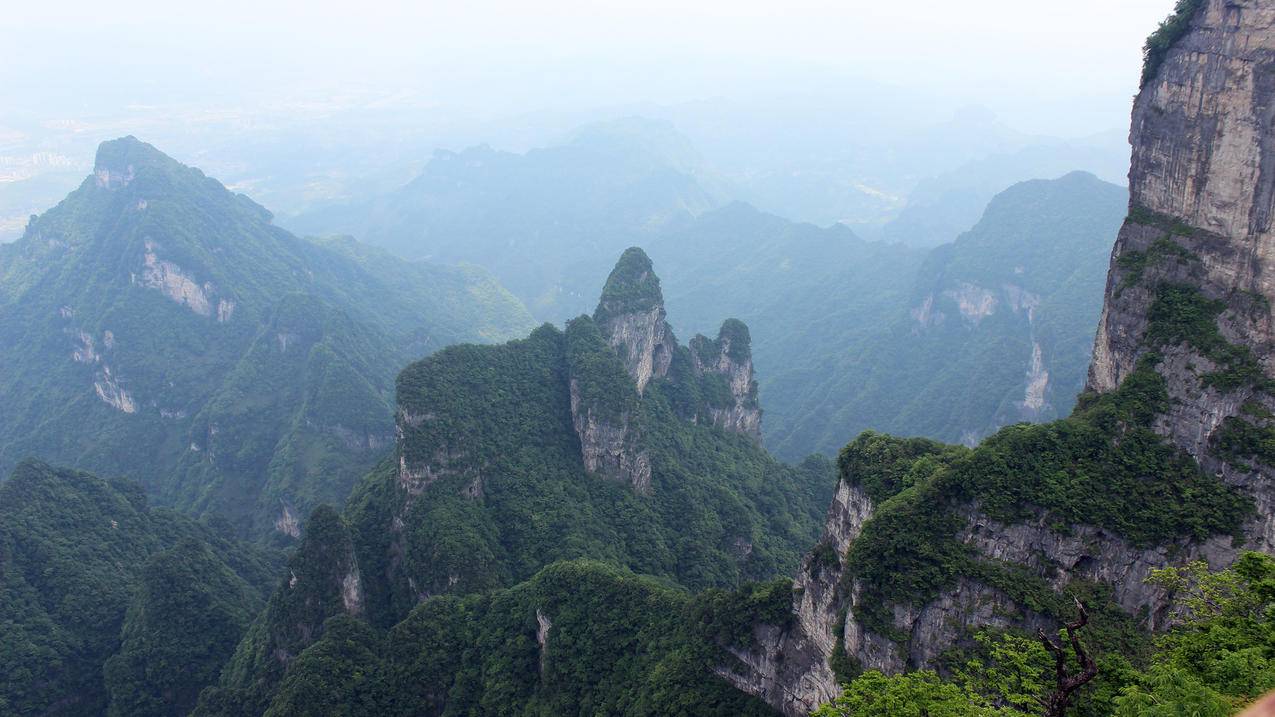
594 247 664 323
93 136 180 188
592 248 674 394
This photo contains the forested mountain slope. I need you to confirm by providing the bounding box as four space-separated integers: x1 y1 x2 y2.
0 137 534 537
194 248 836 713
0 460 280 716
652 172 1125 459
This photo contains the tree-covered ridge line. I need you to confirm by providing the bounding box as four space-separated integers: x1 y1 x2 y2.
0 136 535 538
0 459 281 717
198 558 790 716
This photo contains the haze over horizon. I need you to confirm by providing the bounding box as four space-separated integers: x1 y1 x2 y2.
5 0 1177 132
0 0 1181 240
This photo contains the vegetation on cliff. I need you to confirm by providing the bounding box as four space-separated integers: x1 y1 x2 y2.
355 261 833 624
1142 0 1207 87
200 559 781 716
819 553 1275 717
840 352 1252 643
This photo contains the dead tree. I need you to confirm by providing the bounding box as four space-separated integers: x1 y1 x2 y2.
1037 598 1099 717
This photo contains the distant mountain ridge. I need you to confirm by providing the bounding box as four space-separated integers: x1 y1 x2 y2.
288 117 1127 456
767 171 1126 455
286 117 727 319
645 172 1126 459
0 137 535 537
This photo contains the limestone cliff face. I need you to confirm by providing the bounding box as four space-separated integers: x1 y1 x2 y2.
396 248 766 503
715 479 873 716
1089 0 1275 546
1091 0 1275 394
594 247 676 393
689 319 763 439
568 322 652 489
728 5 1275 714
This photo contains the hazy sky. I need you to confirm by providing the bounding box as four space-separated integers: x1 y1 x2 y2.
3 0 1177 136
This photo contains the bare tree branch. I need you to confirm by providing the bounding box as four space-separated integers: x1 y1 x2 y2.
1036 598 1099 717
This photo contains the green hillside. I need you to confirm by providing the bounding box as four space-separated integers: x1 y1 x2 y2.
0 137 534 536
0 460 280 716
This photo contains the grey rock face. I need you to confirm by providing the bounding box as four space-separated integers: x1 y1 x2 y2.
598 304 675 393
689 321 763 439
568 377 652 494
716 479 873 716
1092 0 1275 399
594 247 677 393
1087 0 1275 550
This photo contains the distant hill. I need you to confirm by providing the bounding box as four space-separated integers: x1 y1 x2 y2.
647 172 1126 459
879 131 1130 247
285 117 727 319
0 137 535 537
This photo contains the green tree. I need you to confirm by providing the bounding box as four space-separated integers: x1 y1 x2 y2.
1113 553 1275 715
813 670 1031 717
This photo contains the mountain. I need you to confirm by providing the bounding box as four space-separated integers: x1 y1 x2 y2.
285 117 726 319
0 460 280 716
202 557 783 716
878 132 1130 248
718 3 1275 713
647 173 1126 460
0 137 534 537
769 171 1126 455
193 248 836 712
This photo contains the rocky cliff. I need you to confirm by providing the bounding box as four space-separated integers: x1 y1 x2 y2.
594 247 677 393
727 4 1275 714
566 248 763 491
567 315 653 493
1089 0 1275 548
689 319 763 439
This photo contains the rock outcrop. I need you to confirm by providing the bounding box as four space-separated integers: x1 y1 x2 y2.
594 247 676 393
554 249 763 492
1088 0 1275 547
728 5 1275 714
689 319 762 438
567 316 653 493
715 479 873 715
